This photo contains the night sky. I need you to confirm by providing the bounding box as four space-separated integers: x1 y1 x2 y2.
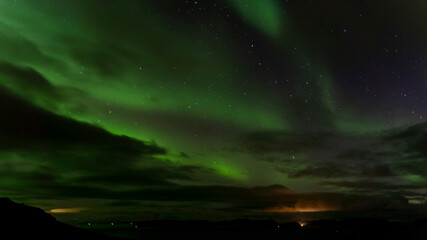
0 0 427 223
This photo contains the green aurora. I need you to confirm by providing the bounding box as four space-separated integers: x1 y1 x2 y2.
0 0 426 223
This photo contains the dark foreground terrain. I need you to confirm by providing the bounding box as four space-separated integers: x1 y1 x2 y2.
1 198 427 240
0 198 116 240
87 218 427 240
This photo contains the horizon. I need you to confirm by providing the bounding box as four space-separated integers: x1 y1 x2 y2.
0 0 426 225
2 197 427 240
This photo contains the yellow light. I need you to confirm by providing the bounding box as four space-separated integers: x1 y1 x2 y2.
49 207 85 213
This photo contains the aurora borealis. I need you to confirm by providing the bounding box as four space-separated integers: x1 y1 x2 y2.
0 0 427 223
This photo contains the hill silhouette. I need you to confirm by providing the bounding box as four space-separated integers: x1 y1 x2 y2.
0 198 117 240
0 197 426 240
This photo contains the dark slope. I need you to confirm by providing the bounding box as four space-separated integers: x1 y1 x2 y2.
0 198 117 240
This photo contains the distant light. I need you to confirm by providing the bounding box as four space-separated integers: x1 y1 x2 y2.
49 208 85 213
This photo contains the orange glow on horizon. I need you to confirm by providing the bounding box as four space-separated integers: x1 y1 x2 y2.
264 201 340 213
49 207 86 213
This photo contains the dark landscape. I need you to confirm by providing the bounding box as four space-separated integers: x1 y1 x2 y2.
2 198 427 240
0 198 115 240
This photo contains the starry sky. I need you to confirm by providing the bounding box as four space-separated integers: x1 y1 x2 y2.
0 0 427 223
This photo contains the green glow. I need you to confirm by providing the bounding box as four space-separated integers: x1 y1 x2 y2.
213 162 248 181
228 0 284 39
318 73 337 113
403 175 424 183
0 0 289 152
335 114 389 133
0 1 423 219
0 0 390 190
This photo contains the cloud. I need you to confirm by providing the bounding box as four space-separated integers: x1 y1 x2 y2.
32 183 411 214
0 85 164 154
0 86 216 200
0 61 87 113
287 162 396 179
0 62 63 100
233 121 427 184
235 131 330 156
320 180 427 190
0 95 414 217
384 123 427 175
75 165 206 187
287 162 347 178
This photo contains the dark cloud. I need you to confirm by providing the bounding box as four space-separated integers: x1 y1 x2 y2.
40 184 412 214
104 200 141 207
337 149 389 161
287 162 396 179
287 162 348 178
320 180 426 190
371 123 427 176
233 123 427 183
75 165 205 187
0 61 62 100
388 122 427 159
0 86 164 154
58 184 293 204
0 88 416 218
0 165 56 190
0 87 217 200
359 164 396 178
235 131 331 155
7 175 411 214
0 61 87 113
234 129 399 179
